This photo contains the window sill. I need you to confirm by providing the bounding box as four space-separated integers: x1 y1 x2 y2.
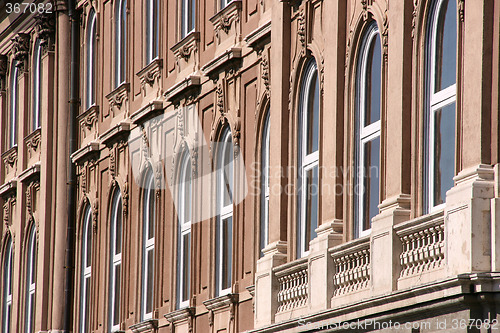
163 306 195 325
136 58 163 87
171 31 200 62
203 293 239 312
129 319 158 333
1 145 18 169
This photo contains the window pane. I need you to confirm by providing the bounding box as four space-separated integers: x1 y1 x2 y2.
365 35 381 126
29 293 35 333
146 249 154 314
113 265 121 326
434 0 457 92
304 166 319 252
306 72 319 155
5 304 11 333
433 103 455 206
182 233 190 302
115 198 122 255
30 241 36 284
86 216 92 268
222 217 232 291
223 142 233 207
148 187 155 239
184 162 192 224
362 137 380 231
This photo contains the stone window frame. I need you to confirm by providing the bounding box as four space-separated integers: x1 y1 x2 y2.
114 0 127 88
297 58 320 259
24 225 37 333
109 188 123 332
80 204 93 333
176 150 192 309
354 21 382 239
141 168 155 321
215 126 234 297
424 0 457 214
2 236 13 333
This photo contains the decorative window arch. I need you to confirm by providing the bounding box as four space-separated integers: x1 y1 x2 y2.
425 0 457 212
80 204 92 333
145 0 159 64
115 0 127 87
25 225 37 333
2 236 13 333
181 0 195 39
354 22 382 238
297 58 320 258
260 109 270 258
9 60 19 148
216 127 233 296
141 168 155 320
86 9 97 109
32 39 42 130
177 151 191 308
109 189 122 331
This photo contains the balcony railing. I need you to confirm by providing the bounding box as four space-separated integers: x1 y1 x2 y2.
274 258 308 313
331 238 370 296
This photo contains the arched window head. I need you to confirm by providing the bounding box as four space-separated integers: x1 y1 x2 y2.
145 0 159 64
86 9 97 109
216 127 233 296
25 226 37 333
109 189 122 331
115 0 127 87
141 169 155 320
260 110 270 258
2 237 13 333
354 22 382 238
80 205 92 333
297 59 319 258
425 0 457 212
177 152 191 308
9 60 19 148
32 39 42 130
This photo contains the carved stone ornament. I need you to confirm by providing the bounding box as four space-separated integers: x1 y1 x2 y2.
216 83 224 115
411 0 419 40
35 12 56 53
458 0 464 22
12 33 30 73
297 10 306 49
381 9 389 64
261 53 270 93
26 129 41 158
122 181 129 217
92 201 98 234
2 147 18 168
109 148 116 178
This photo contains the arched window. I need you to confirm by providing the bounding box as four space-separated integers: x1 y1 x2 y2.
80 205 92 333
109 190 122 331
260 111 270 257
425 0 457 212
115 0 127 86
181 0 195 38
86 9 97 109
177 152 191 308
216 128 233 296
355 22 382 238
9 61 19 148
297 59 319 258
145 0 159 64
25 226 37 333
142 170 155 320
2 237 13 333
32 39 42 130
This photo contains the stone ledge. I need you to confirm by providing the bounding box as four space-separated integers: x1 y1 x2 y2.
244 20 271 50
71 141 100 165
163 307 195 324
18 163 41 183
203 293 239 311
0 179 17 198
130 100 164 125
201 47 242 78
164 75 201 104
99 121 131 146
129 319 158 333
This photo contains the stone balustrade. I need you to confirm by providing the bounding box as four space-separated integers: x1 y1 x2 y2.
331 240 370 296
274 258 308 313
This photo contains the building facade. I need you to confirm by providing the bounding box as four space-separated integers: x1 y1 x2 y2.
0 0 500 332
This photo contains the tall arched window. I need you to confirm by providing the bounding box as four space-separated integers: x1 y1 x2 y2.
25 226 37 333
80 205 92 333
2 237 13 333
177 152 191 308
32 39 42 130
142 170 155 320
145 0 159 64
426 0 457 212
109 190 122 331
260 111 270 257
181 0 195 38
86 9 97 109
216 128 233 296
9 60 19 148
355 22 382 238
297 59 319 258
115 0 127 87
